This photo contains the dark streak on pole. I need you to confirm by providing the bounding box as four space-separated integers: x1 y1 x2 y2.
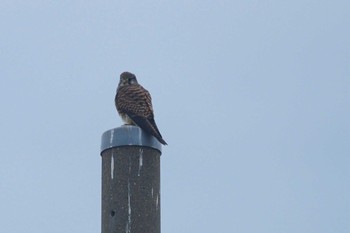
100 125 162 233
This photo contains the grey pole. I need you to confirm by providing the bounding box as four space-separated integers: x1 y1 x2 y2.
100 125 162 233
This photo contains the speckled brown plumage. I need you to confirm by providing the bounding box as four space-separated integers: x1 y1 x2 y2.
115 72 167 145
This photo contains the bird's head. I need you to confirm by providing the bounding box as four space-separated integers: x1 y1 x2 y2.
118 71 138 88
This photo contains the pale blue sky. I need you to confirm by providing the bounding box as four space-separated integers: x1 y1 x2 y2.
0 1 349 232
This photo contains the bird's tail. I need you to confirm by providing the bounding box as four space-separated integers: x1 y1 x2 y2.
131 116 167 145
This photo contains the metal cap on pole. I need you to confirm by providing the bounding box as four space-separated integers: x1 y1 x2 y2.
100 125 162 233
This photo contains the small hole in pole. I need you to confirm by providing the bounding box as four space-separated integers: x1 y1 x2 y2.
110 210 115 216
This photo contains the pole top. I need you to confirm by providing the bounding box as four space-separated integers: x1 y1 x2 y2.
100 125 162 154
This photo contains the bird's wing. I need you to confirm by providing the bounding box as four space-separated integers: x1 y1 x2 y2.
116 84 167 145
116 84 154 118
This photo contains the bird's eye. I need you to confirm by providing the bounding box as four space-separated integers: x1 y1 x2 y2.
129 78 136 84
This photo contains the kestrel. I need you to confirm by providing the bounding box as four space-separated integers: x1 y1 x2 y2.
115 71 167 145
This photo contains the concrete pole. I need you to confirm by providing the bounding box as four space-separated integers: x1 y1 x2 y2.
100 125 162 233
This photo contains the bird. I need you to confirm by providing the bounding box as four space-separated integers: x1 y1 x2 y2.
115 71 167 145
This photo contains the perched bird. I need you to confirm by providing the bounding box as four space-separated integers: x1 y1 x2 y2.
115 71 167 145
